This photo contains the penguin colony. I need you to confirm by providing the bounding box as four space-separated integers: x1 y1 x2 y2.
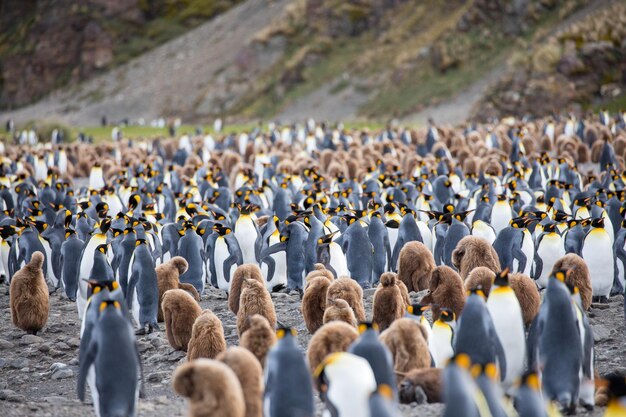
2 112 626 417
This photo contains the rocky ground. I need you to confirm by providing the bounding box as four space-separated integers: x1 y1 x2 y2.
0 279 624 417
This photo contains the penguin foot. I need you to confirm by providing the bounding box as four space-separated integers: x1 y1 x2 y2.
580 402 594 411
271 283 286 293
135 328 147 336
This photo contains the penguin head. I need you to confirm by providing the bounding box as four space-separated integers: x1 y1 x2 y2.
438 308 455 323
551 269 570 283
317 232 337 246
276 326 297 340
98 218 112 234
96 244 108 255
87 279 120 298
466 285 486 300
64 228 76 239
552 210 569 222
542 222 558 234
135 238 147 247
357 321 378 334
30 220 48 234
98 299 122 314
493 268 510 287
213 225 232 236
591 217 605 228
520 371 541 391
406 303 430 317
128 193 141 210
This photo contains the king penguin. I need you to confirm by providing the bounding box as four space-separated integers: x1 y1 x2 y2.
127 239 159 334
263 327 314 417
582 217 614 302
77 219 111 319
430 307 455 368
533 222 565 289
77 300 144 417
486 269 526 392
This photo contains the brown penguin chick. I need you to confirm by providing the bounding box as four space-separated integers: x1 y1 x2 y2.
301 276 331 334
10 252 49 335
304 266 334 290
379 318 430 380
372 272 405 331
217 347 264 417
326 277 366 322
237 278 276 336
306 321 359 374
398 368 443 404
239 314 276 367
508 273 541 326
551 254 592 311
397 242 436 292
162 289 203 351
172 359 245 417
322 298 357 328
421 266 465 321
397 279 411 310
156 256 199 322
187 309 227 361
464 267 496 294
229 264 265 315
451 236 501 279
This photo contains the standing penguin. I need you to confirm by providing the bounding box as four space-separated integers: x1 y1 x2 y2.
490 194 513 236
234 205 260 264
90 244 114 282
430 308 456 369
534 222 565 289
208 225 244 292
348 322 397 399
454 288 506 380
264 327 315 417
60 228 84 301
77 219 111 319
338 217 373 288
10 252 49 335
316 232 349 278
368 211 391 283
77 300 144 417
177 222 206 294
582 217 614 302
486 269 526 391
261 221 308 292
314 352 377 417
527 270 582 413
127 239 159 334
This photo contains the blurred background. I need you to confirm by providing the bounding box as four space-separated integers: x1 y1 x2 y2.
0 0 624 132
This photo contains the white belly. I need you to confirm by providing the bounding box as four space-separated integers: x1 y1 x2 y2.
87 365 101 417
214 239 233 291
329 242 349 277
492 208 512 236
132 287 140 328
520 231 535 276
388 228 399 255
487 291 526 389
235 220 257 264
430 325 454 368
535 235 565 288
582 231 614 297
417 222 433 251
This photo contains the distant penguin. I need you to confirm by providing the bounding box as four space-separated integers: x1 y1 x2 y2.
421 265 465 321
10 252 48 334
177 223 206 294
452 236 501 279
338 217 374 287
264 327 315 417
77 300 144 417
314 352 378 417
127 239 159 334
326 277 366 322
486 269 525 391
379 317 431 377
236 278 276 336
397 241 436 292
234 206 260 264
209 225 244 292
430 308 455 368
301 272 332 334
490 194 513 236
228 264 265 315
316 232 349 278
77 219 111 319
156 256 199 322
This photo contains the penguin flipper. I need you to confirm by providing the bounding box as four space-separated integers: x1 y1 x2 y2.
582 320 594 378
390 237 404 272
263 256 276 283
492 326 507 380
260 242 287 260
126 271 138 310
533 252 543 281
513 246 527 273
223 254 238 284
526 316 543 371
77 339 97 402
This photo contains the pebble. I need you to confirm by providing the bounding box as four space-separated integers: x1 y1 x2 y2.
150 338 165 348
38 344 51 353
147 371 168 383
43 396 68 405
20 335 44 345
137 341 152 353
0 339 15 349
593 325 611 342
69 358 79 366
167 351 186 361
0 358 6 369
66 338 80 348
50 362 67 372
11 358 30 369
147 354 167 363
51 368 74 380
55 342 70 350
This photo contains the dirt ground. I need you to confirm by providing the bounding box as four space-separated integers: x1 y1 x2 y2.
0 280 624 417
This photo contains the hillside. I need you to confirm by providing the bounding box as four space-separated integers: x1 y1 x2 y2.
3 0 623 125
0 0 242 109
